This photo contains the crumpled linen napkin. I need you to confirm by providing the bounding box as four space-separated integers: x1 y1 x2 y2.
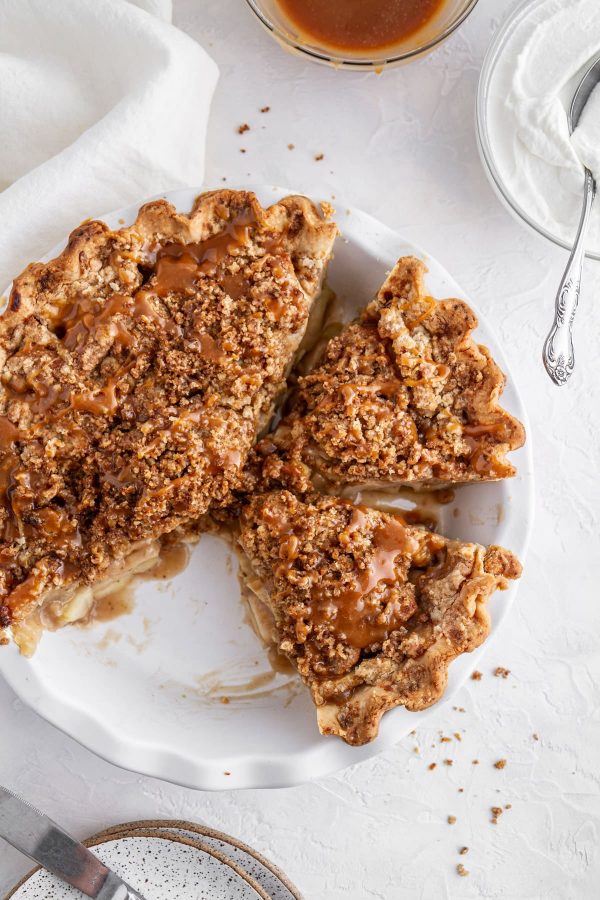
0 0 218 289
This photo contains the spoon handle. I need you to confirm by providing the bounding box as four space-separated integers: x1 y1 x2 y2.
543 168 596 385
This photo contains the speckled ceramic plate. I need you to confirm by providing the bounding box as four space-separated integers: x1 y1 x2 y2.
94 821 302 900
6 831 269 900
0 185 534 789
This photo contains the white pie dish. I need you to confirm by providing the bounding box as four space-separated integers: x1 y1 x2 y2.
0 185 534 790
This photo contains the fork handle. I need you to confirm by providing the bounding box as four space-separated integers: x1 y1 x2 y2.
543 167 596 385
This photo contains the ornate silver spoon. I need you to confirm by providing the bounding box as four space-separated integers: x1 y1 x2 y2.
543 55 600 385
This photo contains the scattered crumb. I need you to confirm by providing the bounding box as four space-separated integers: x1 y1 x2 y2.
441 736 451 743
472 759 479 765
471 670 482 681
314 153 324 161
491 806 503 824
224 771 231 776
118 217 125 225
456 864 469 877
458 707 466 713
409 729 416 736
238 123 250 134
505 803 512 810
533 733 539 741
221 176 227 181
240 148 247 153
494 667 511 678
454 732 462 742
428 763 437 771
459 847 469 855
414 746 420 754
458 788 464 793
494 759 507 770
220 697 230 705
447 815 457 825
287 143 295 150
444 759 454 767
320 200 335 218
260 105 270 113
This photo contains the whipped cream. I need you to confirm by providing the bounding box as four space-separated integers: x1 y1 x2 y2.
486 0 600 251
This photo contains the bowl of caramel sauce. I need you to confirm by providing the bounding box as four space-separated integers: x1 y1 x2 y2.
244 0 479 69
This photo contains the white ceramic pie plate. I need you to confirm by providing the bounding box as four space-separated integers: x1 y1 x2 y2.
0 185 534 789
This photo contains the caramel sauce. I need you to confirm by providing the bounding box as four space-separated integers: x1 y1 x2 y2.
340 380 404 402
267 645 296 675
197 332 226 362
277 0 445 52
92 584 135 622
463 422 507 438
264 294 287 321
32 507 81 549
55 292 136 352
219 273 251 301
143 541 190 580
152 253 199 297
91 542 190 623
463 422 512 477
71 380 119 416
310 508 421 649
0 417 20 450
157 208 256 282
467 443 511 479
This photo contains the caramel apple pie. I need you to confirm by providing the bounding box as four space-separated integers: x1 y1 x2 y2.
238 490 521 745
251 256 525 495
0 190 336 654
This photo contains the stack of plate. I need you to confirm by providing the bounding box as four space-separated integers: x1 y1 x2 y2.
6 820 302 899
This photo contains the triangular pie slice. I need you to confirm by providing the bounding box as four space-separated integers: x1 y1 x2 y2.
251 256 525 495
0 190 337 654
237 489 521 745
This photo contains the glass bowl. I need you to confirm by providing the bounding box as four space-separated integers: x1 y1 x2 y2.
244 0 480 70
476 0 600 261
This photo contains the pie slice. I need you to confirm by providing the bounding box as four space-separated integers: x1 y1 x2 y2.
237 489 521 745
251 256 525 495
0 190 337 654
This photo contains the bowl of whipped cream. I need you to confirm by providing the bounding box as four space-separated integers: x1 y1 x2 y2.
476 0 600 259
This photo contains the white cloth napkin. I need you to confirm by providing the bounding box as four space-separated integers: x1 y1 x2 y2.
0 0 218 290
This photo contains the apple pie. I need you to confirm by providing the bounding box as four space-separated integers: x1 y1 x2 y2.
237 489 521 745
0 190 337 654
251 256 525 495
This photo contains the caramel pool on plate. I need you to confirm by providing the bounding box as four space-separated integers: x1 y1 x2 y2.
276 0 446 52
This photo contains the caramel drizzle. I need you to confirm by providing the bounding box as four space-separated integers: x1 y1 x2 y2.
309 508 423 649
463 421 512 477
153 208 256 296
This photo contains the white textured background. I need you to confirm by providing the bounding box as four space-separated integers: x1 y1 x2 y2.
2 0 600 897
